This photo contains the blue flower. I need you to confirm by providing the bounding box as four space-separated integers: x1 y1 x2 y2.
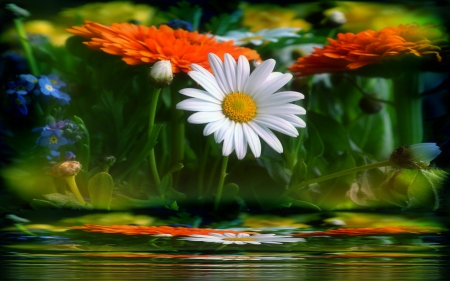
65 151 76 160
36 129 69 151
6 78 34 95
166 19 193 31
10 93 28 115
56 91 71 105
38 76 60 98
46 150 60 164
19 74 38 86
47 74 66 89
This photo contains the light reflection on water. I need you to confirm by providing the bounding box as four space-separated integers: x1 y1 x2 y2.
2 251 448 280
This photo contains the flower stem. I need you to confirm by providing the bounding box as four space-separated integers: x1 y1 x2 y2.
280 160 393 200
13 18 39 76
214 155 229 211
149 87 162 186
170 87 185 168
65 176 86 205
392 70 422 146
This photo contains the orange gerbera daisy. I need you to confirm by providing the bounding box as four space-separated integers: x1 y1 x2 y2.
288 23 446 77
69 224 257 236
66 21 261 73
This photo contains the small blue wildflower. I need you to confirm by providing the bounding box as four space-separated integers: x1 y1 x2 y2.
11 93 28 115
6 78 34 95
166 19 193 31
38 76 60 98
36 129 69 151
65 151 76 161
47 74 66 89
19 74 38 86
46 150 60 164
56 91 71 105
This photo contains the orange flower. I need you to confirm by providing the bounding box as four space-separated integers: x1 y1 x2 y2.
294 225 443 237
66 21 261 73
288 23 446 77
69 224 257 236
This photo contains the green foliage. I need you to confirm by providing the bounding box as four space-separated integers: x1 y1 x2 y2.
88 172 114 210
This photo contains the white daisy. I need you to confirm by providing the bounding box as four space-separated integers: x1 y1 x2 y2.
176 53 306 160
213 28 301 46
179 232 305 245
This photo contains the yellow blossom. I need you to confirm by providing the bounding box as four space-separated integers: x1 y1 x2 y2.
240 3 311 32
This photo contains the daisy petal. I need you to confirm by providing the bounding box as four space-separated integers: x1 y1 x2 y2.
224 53 238 92
176 98 222 112
188 71 225 100
258 104 306 115
188 111 225 124
208 53 232 94
236 56 250 92
244 59 275 96
204 118 228 136
222 122 235 156
179 88 222 104
253 73 293 100
273 114 307 128
234 123 247 159
258 91 304 106
254 115 299 137
248 122 283 153
242 123 261 158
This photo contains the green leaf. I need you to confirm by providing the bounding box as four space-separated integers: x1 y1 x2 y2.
220 183 239 204
30 199 60 210
169 201 179 211
308 111 354 152
289 159 307 188
316 152 356 210
276 197 321 211
110 194 164 210
42 193 92 210
116 124 162 180
88 172 114 210
73 115 90 188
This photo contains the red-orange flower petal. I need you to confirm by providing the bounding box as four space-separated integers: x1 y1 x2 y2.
66 21 261 73
288 23 447 77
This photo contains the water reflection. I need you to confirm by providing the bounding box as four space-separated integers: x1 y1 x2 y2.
2 251 448 280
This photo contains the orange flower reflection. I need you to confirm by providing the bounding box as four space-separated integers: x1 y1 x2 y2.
294 225 443 237
69 224 256 236
67 21 261 73
288 23 446 77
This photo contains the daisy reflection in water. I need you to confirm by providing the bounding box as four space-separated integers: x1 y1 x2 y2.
179 232 305 245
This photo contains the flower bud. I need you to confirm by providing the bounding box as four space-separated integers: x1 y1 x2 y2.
149 60 173 88
389 143 441 169
324 11 347 28
359 95 383 114
47 161 82 177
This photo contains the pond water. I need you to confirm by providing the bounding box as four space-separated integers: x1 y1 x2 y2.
1 211 449 280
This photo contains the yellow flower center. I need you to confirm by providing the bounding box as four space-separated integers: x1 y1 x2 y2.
15 98 23 105
45 85 54 91
50 79 57 85
222 237 257 242
49 136 58 144
222 93 256 123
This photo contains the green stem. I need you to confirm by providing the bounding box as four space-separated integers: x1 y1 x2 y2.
170 88 185 168
214 155 229 211
392 70 422 146
280 160 393 200
149 87 162 186
13 18 39 76
65 176 86 205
